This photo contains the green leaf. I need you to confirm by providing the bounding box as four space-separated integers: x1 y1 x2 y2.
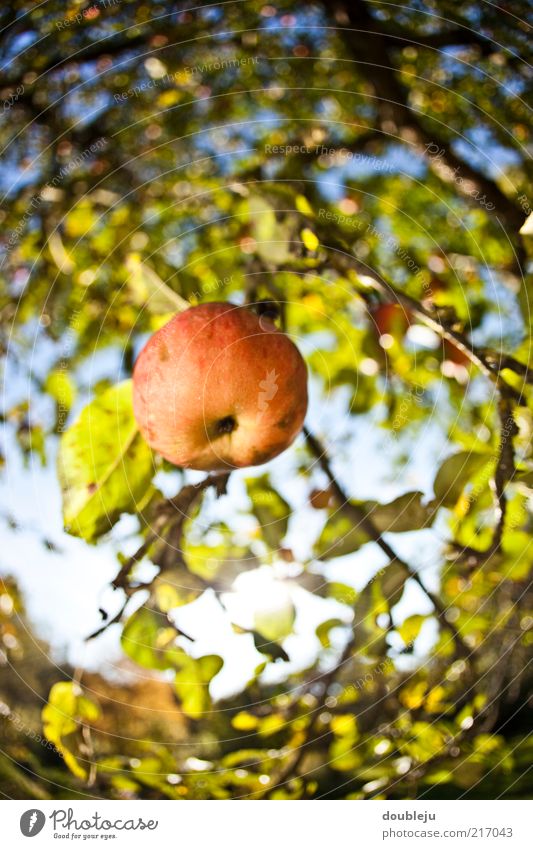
397 614 427 645
121 606 180 670
232 711 259 731
314 511 369 560
248 196 292 263
126 254 188 314
366 491 436 532
250 630 290 662
174 653 223 719
433 451 492 508
121 608 222 717
301 228 319 251
153 580 200 613
315 489 431 562
253 596 295 642
379 562 408 608
42 682 101 780
246 475 291 549
58 381 154 541
295 194 314 217
45 369 76 413
316 618 345 648
183 538 255 582
328 582 358 606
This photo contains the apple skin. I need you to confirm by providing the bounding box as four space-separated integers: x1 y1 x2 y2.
443 339 471 367
370 303 412 339
133 302 308 471
309 488 334 510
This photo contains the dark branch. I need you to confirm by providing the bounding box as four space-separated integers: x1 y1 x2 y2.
304 427 470 656
87 472 229 640
450 395 519 569
294 224 527 400
326 0 525 237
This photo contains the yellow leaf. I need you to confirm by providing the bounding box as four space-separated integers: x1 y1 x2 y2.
519 212 533 235
400 680 427 709
232 712 259 731
295 195 314 216
301 228 319 251
331 714 357 737
425 686 446 713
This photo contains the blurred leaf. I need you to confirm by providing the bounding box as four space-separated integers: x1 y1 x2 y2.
248 196 292 263
173 653 223 719
295 195 314 217
399 679 428 710
42 682 100 780
254 597 296 642
301 228 319 251
314 491 432 563
314 508 369 560
328 582 358 605
232 712 259 731
367 491 436 532
314 510 369 560
434 451 492 508
397 614 427 645
44 369 76 414
246 475 291 549
316 618 345 648
58 381 154 541
379 562 408 608
121 606 180 670
126 254 188 314
250 630 290 662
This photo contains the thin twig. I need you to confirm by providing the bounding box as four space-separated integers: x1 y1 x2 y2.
304 427 470 656
490 396 518 554
448 396 518 569
87 473 230 640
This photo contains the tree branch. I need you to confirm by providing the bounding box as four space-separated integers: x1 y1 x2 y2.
449 393 519 569
87 472 229 640
303 427 471 656
327 0 525 236
296 225 527 400
491 396 518 553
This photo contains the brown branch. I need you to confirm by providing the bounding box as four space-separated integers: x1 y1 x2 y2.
295 226 525 400
87 472 229 640
266 609 361 793
491 396 518 553
450 394 519 569
291 221 524 573
385 27 495 53
480 350 533 385
303 427 470 657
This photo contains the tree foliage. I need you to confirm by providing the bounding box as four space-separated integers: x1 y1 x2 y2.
0 0 532 799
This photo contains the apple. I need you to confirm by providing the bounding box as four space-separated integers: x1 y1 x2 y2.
443 339 471 366
309 487 334 510
370 303 412 339
133 302 308 471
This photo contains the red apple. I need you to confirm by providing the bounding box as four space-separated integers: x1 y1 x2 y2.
133 302 308 471
370 303 412 338
309 488 334 510
443 339 471 367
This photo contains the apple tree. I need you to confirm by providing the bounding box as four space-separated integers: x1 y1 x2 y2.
0 0 532 799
